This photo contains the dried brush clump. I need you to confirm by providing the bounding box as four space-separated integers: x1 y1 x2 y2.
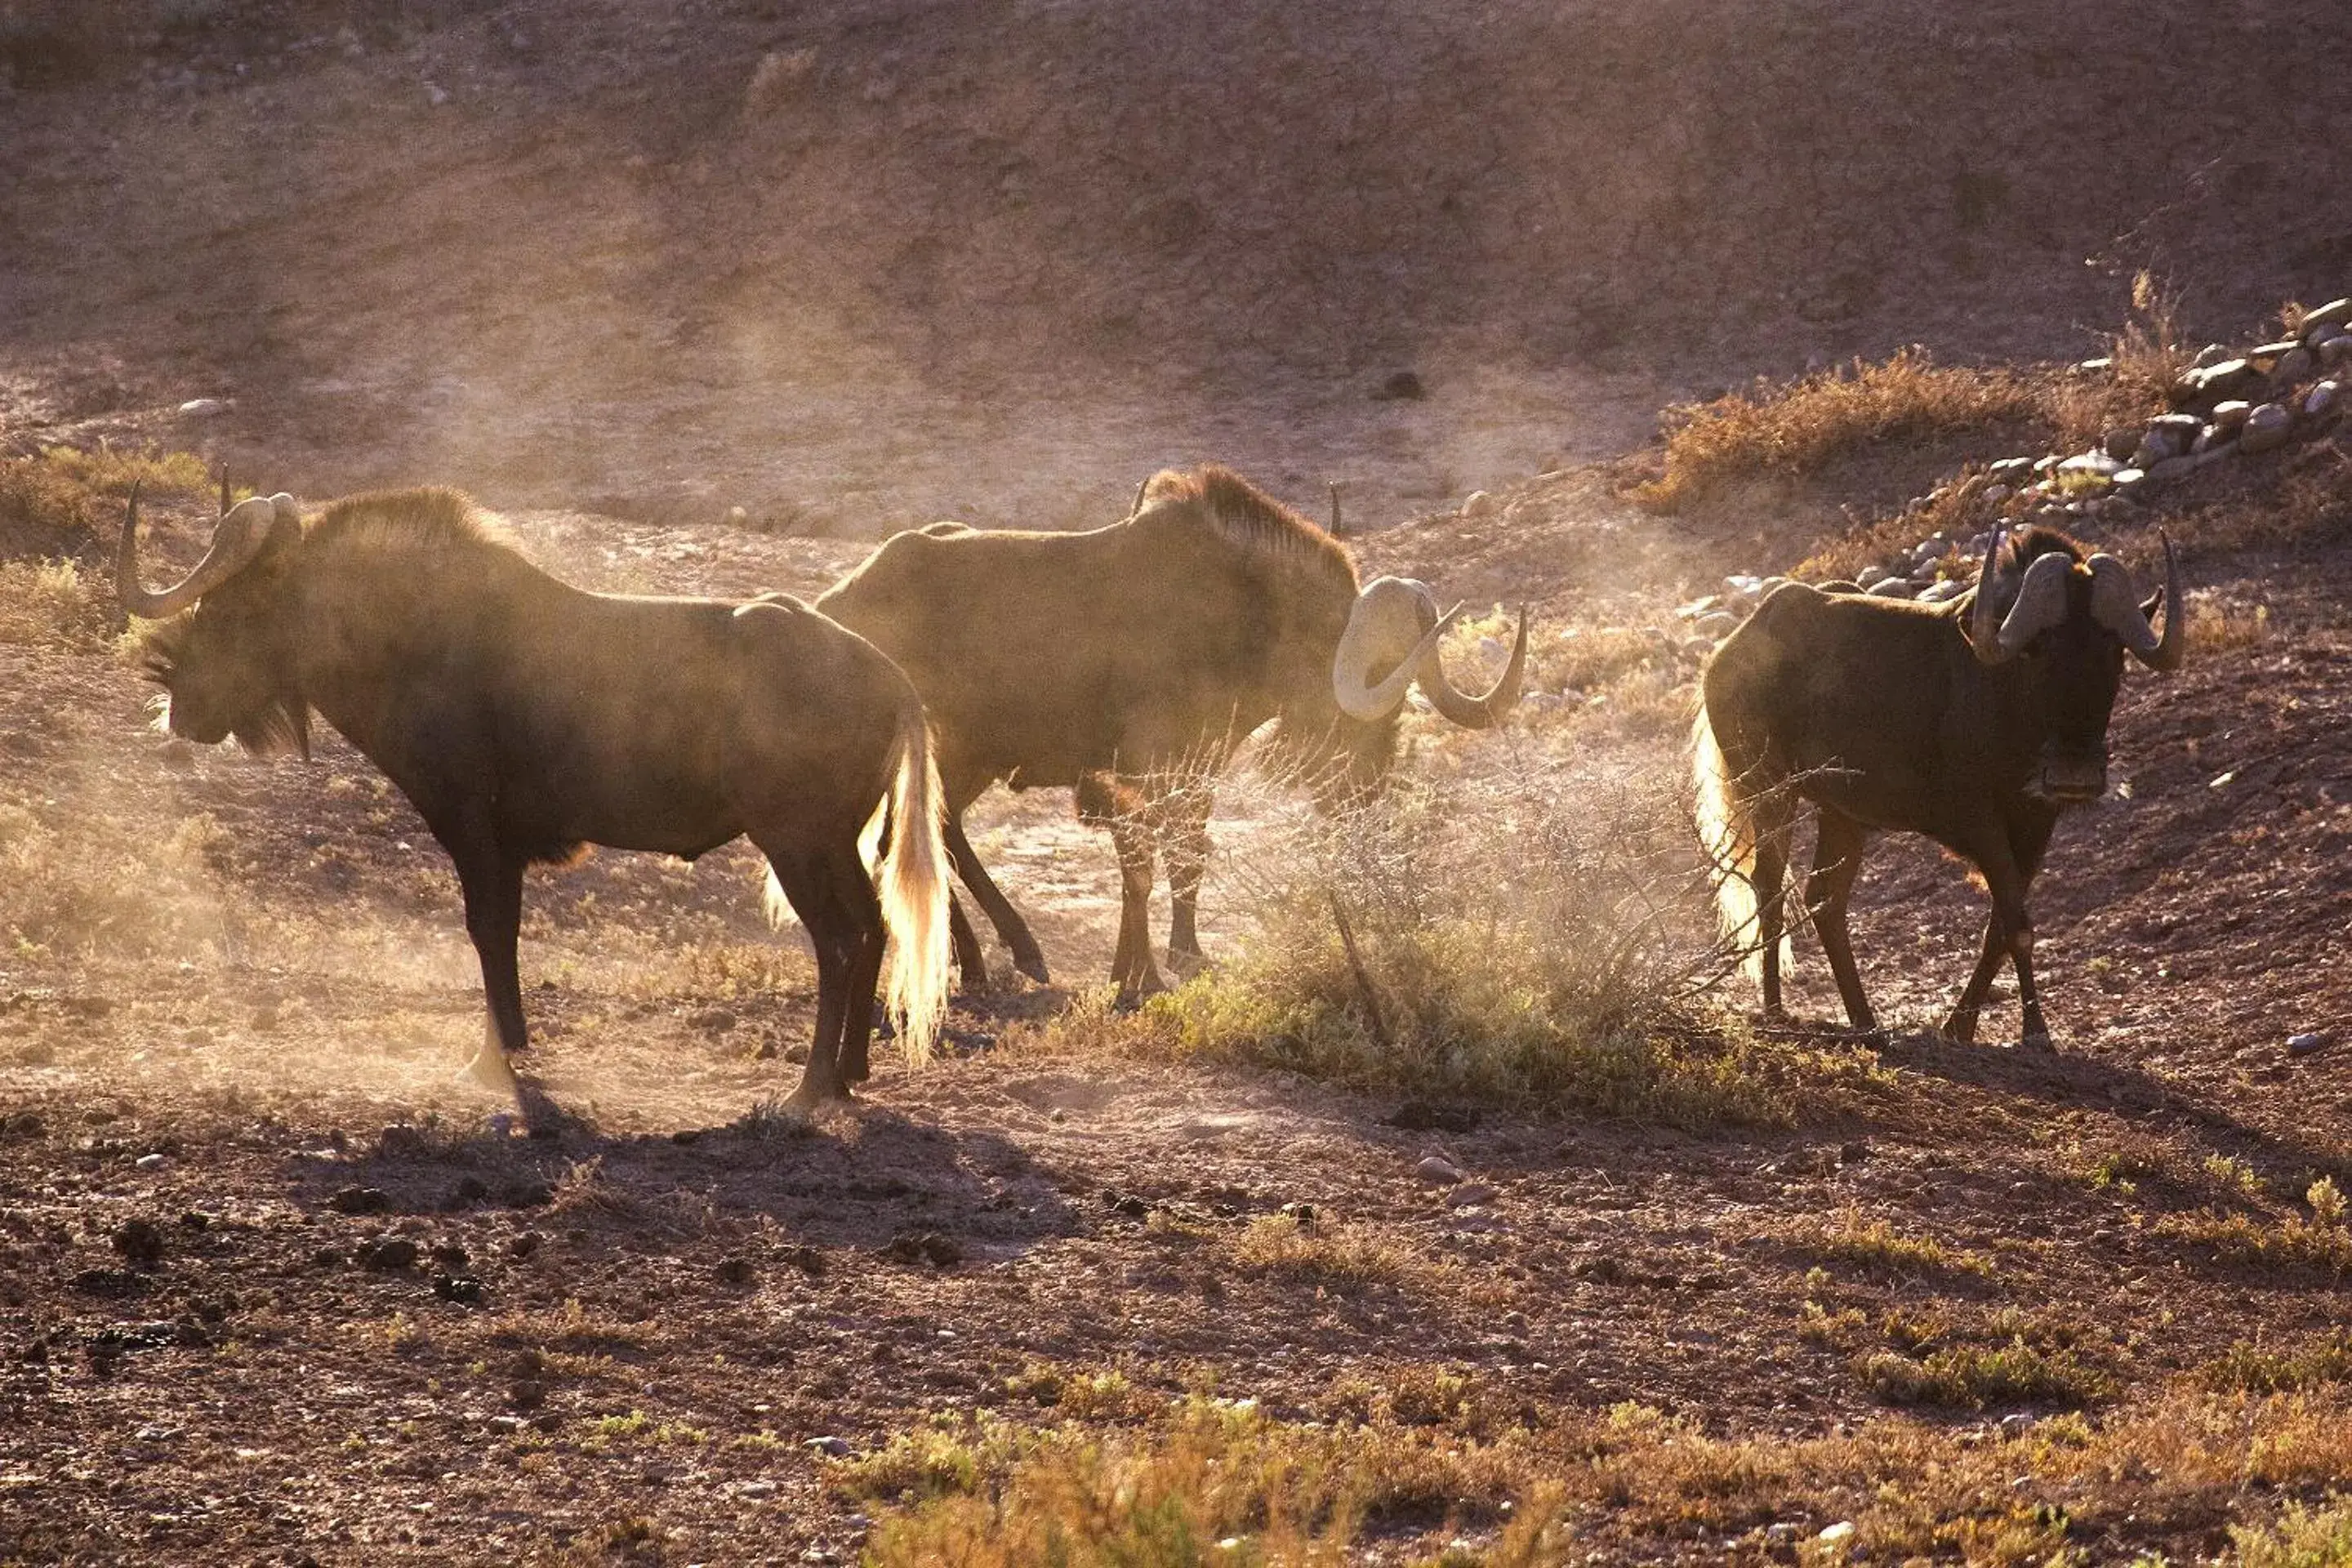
1105 759 1886 1129
1635 349 2045 514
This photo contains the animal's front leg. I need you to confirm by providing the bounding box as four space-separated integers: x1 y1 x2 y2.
449 841 556 1129
1105 810 1167 1009
1161 783 1214 973
1940 914 2007 1044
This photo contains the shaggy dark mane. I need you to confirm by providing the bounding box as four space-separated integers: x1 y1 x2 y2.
1137 465 1355 585
2001 523 2087 570
304 487 521 564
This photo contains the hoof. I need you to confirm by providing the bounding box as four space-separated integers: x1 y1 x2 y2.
1938 1013 1980 1045
1013 952 1051 986
2018 1031 2056 1054
784 1079 854 1111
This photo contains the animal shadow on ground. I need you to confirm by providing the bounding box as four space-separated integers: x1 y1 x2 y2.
1871 1027 2350 1183
278 1102 1081 1265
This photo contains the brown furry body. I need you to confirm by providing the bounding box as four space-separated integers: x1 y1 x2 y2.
1695 528 2149 1047
818 466 1396 1002
136 488 951 1108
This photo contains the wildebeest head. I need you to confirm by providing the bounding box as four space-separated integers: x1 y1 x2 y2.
1962 524 2184 802
117 483 313 758
1312 574 1528 804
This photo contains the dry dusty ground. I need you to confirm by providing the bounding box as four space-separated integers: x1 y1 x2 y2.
4 434 2352 1565
7 2 2352 1564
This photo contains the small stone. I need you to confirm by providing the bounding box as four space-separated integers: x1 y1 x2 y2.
692 1008 737 1034
2322 335 2352 368
2305 381 2339 419
431 1272 483 1303
738 1479 778 1499
176 398 231 418
2100 427 2140 461
715 1255 755 1285
1414 1156 1464 1184
509 1230 546 1259
2274 347 2317 387
1764 1522 1802 1547
2110 467 2147 492
362 1238 420 1271
1980 483 2011 505
1694 611 1740 639
2239 403 2295 454
1446 1183 1497 1207
134 1152 167 1169
112 1218 166 1266
488 1414 526 1434
1998 1412 2034 1437
2147 455 2201 483
1373 371 1427 401
806 1435 853 1458
1989 456 2038 480
2301 299 2352 341
2288 1032 2328 1056
327 1186 390 1215
1865 577 1916 599
1917 579 1966 604
1462 490 1497 519
2193 342 2233 368
2206 401 2252 433
1815 1521 1859 1555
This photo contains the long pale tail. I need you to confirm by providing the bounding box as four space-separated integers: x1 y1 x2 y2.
1691 706 1776 984
875 702 952 1067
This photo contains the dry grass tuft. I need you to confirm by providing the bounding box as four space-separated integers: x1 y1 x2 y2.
1635 349 2044 514
1056 764 1891 1129
0 557 116 650
1226 1213 1434 1295
1786 1209 1997 1282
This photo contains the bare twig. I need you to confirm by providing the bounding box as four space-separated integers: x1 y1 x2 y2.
1326 888 1392 1049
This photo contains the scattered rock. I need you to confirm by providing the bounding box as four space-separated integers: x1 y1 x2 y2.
2301 298 2352 341
1815 1521 1859 1557
176 397 231 418
806 1435 853 1458
1414 1156 1464 1184
692 1008 738 1034
1280 1200 1319 1228
1864 577 1915 598
2273 346 2316 387
2238 402 2295 454
1446 1183 1497 1208
1372 371 1427 401
508 1230 546 1260
111 1218 166 1266
1462 490 1497 519
361 1238 420 1271
2288 1031 2328 1057
715 1255 756 1285
442 1175 490 1210
884 1232 963 1267
738 1479 778 1499
327 1186 390 1216
432 1273 484 1304
2305 381 2339 419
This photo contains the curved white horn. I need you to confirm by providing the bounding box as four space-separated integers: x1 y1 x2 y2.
116 489 285 620
1994 551 2075 657
1418 606 1530 729
1332 577 1460 722
2090 533 2185 672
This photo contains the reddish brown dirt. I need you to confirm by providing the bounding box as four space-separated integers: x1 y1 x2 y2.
9 3 2352 1563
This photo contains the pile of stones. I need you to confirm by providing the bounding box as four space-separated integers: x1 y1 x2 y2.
1671 296 2348 648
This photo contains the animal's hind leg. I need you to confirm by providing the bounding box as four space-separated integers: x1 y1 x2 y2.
944 810 1048 985
822 843 888 1085
947 893 987 992
761 849 853 1105
1803 808 1878 1033
1748 795 1797 1021
1942 915 2008 1045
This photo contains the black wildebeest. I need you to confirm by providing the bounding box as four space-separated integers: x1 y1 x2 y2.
1694 523 2184 1045
817 465 1528 1003
117 485 951 1113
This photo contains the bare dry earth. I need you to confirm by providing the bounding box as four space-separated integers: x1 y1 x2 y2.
2 439 2352 1563
7 1 2352 1563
